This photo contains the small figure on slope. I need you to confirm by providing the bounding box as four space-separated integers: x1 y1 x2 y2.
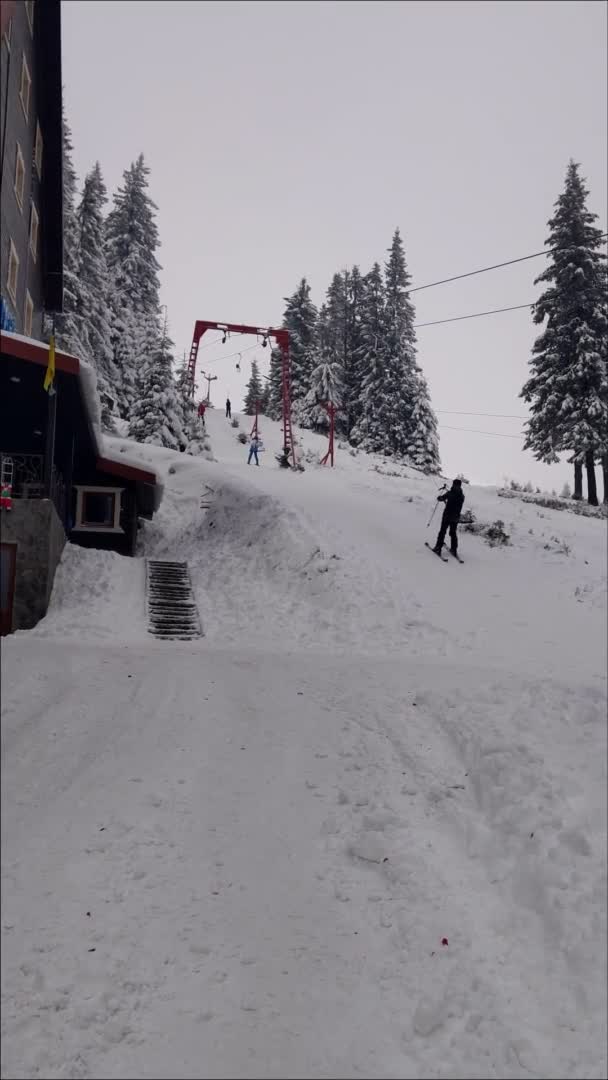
433 478 464 557
225 398 232 420
197 401 207 427
248 435 261 466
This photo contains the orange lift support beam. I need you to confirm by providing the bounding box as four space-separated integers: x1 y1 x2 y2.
187 320 297 468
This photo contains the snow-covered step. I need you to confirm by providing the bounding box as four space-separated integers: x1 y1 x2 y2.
146 560 202 641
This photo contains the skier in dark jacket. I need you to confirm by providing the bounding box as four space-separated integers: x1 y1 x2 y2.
225 398 232 419
433 479 465 556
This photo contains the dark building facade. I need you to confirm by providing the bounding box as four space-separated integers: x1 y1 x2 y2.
1 332 163 635
1 0 63 338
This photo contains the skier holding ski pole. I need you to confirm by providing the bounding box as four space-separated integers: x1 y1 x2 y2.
432 479 465 559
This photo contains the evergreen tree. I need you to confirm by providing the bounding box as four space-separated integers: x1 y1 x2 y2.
105 155 162 418
266 345 283 420
302 306 344 432
281 279 318 425
521 160 607 505
244 359 263 415
345 265 366 435
351 231 440 468
128 333 186 450
53 117 89 360
350 262 386 448
175 359 208 454
76 163 118 427
405 367 441 472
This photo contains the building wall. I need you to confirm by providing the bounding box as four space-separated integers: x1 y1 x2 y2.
1 497 66 629
1 1 44 338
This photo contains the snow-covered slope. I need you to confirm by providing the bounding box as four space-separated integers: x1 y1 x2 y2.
2 412 606 1080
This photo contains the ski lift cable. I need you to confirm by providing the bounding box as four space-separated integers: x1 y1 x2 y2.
415 302 533 328
410 233 608 294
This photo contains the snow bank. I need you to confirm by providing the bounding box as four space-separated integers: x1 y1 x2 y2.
31 543 148 643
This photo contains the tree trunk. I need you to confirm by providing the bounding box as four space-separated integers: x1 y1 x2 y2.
603 456 608 505
585 449 598 506
573 461 583 500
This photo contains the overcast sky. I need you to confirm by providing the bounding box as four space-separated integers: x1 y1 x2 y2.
62 0 607 487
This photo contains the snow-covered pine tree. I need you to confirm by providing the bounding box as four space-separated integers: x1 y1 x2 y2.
521 160 607 505
128 330 186 450
53 117 89 360
175 358 209 455
352 231 440 468
244 359 263 415
281 279 318 425
266 345 283 420
350 262 386 448
345 265 366 436
302 306 344 432
105 154 163 418
405 366 441 473
76 163 118 427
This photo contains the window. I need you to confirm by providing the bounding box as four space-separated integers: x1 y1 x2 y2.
7 240 19 306
29 203 39 260
14 143 25 210
25 2 35 33
3 16 12 51
19 55 31 120
34 121 43 177
74 487 124 533
24 291 33 336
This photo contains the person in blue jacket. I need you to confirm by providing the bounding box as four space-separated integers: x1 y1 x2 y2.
248 435 261 466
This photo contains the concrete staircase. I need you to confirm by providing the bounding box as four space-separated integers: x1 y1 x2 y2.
146 560 202 641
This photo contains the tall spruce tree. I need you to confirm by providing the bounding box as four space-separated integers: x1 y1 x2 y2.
128 331 186 450
302 305 344 432
350 262 386 448
521 161 607 505
281 279 318 425
351 231 440 469
53 117 89 360
105 155 162 418
266 345 283 420
345 265 366 436
405 367 441 473
244 359 263 414
76 163 118 426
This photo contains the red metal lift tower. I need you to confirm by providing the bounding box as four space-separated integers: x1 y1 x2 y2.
187 321 297 467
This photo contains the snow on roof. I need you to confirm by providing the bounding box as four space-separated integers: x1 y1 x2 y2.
101 435 164 492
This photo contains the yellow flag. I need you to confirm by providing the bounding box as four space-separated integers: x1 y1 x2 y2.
44 334 56 392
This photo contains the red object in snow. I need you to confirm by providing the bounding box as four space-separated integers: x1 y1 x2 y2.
441 937 449 946
198 402 206 418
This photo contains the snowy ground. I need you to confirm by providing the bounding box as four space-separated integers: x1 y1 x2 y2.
2 410 606 1080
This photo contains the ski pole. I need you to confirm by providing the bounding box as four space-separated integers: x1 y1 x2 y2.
426 483 447 528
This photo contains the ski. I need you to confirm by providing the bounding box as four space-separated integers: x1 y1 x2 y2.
425 542 448 562
449 551 464 564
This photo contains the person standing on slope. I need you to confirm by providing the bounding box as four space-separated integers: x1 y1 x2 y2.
225 398 232 419
248 435 261 466
433 478 465 557
198 401 207 427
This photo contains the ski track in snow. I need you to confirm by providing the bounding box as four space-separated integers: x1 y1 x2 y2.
2 411 606 1080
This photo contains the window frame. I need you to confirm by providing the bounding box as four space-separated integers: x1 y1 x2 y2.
23 290 33 336
7 239 19 306
25 1 35 33
34 121 43 178
29 202 39 261
19 54 31 121
73 486 125 534
14 142 25 211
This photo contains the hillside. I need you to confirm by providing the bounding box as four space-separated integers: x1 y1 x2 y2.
1 410 606 1080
